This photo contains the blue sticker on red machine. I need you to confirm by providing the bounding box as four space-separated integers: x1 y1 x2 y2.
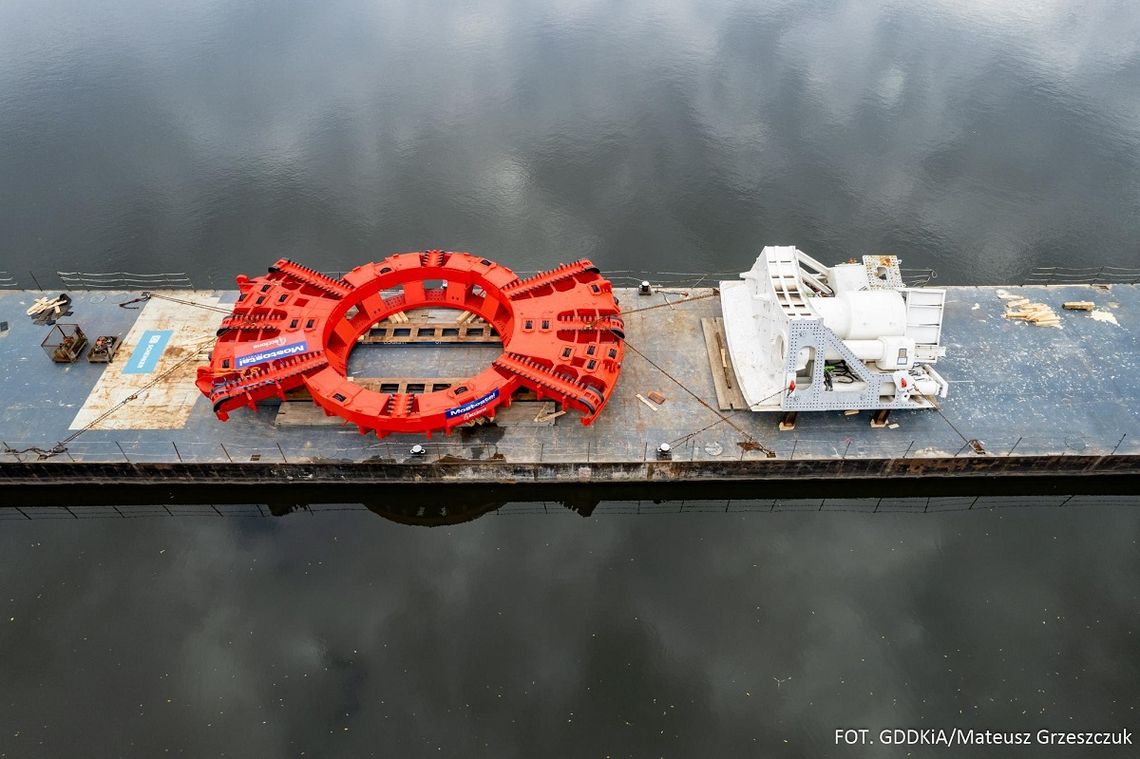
123 330 172 374
445 388 500 419
236 337 310 369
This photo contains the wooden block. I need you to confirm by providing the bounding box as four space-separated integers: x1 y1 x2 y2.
1062 301 1095 311
1005 301 1059 326
647 390 666 404
636 394 660 412
26 297 65 316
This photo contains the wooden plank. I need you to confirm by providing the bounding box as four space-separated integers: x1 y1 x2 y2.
275 395 558 428
358 320 498 345
284 378 543 403
636 393 660 412
284 377 469 401
493 401 560 427
351 377 468 394
701 317 748 411
274 401 346 427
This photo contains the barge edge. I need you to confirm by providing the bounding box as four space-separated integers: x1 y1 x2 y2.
2 454 1138 489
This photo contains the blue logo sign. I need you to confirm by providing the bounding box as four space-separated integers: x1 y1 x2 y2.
123 330 172 374
236 338 310 369
445 388 500 419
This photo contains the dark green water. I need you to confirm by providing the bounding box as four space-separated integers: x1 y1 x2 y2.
1 0 1139 755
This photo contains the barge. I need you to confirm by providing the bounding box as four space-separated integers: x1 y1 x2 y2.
0 249 1137 491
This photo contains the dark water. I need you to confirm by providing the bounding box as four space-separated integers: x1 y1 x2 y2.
2 501 1139 757
2 0 1140 756
2 0 1139 285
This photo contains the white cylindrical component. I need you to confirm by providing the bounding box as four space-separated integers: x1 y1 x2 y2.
823 338 916 367
910 376 940 396
828 263 868 293
831 339 883 361
885 372 939 397
810 292 907 339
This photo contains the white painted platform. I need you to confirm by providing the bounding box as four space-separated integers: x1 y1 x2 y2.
69 293 222 430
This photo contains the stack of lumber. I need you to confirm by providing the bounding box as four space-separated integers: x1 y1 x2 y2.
1002 297 1060 327
454 311 484 325
25 295 72 325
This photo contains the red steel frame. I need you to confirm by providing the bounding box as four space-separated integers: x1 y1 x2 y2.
196 251 625 437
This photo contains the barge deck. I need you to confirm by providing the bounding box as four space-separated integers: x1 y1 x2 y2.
0 283 1136 487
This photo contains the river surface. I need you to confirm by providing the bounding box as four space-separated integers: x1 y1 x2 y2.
1 0 1139 756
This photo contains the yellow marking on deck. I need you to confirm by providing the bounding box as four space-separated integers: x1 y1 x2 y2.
69 293 222 430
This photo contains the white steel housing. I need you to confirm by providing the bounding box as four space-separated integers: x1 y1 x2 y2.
719 246 949 412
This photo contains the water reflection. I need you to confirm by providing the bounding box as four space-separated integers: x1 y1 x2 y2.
2 1 1139 284
5 491 1136 526
2 496 1139 756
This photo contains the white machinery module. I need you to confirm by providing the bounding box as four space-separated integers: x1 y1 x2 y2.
719 246 949 416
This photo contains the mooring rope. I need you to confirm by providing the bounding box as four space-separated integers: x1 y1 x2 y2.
617 336 775 458
119 291 234 315
586 288 777 457
932 404 986 455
